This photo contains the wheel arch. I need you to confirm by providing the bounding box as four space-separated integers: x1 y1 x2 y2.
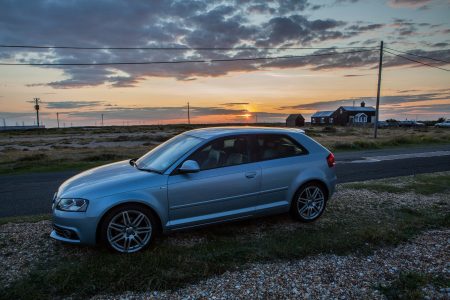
95 201 163 243
289 178 330 208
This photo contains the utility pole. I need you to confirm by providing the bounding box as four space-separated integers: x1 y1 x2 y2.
33 97 40 127
2 118 5 127
255 113 258 124
374 41 383 139
187 101 191 125
101 114 104 126
56 112 60 128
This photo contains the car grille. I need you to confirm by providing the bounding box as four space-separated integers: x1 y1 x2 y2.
53 224 79 240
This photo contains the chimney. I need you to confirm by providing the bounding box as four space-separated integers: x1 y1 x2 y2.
361 101 365 107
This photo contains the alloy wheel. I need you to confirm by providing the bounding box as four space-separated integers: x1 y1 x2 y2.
107 210 152 253
297 186 325 220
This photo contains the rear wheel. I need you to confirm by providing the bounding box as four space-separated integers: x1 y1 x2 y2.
100 204 155 253
291 182 327 222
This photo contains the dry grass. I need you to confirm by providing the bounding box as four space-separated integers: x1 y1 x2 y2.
0 124 449 174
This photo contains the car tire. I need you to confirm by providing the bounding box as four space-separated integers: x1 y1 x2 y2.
290 182 327 223
100 204 156 253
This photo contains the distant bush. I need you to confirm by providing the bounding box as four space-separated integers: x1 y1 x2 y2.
110 134 171 143
82 153 125 162
17 153 48 162
304 129 321 137
112 135 131 142
322 126 337 133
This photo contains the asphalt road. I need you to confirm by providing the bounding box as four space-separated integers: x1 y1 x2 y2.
1 144 449 218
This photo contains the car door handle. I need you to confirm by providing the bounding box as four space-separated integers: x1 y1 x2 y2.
245 172 257 178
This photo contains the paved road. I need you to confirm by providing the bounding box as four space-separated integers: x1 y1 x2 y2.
1 144 449 218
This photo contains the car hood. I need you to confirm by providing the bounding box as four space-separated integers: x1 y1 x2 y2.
57 160 165 199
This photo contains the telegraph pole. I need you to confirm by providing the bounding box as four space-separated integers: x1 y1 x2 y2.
374 41 383 139
101 114 104 126
56 112 60 128
187 102 191 125
34 97 40 127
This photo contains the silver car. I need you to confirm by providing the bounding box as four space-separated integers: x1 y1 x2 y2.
51 127 337 253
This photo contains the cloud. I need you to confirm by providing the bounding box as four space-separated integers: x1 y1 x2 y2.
62 105 287 122
220 102 250 106
343 74 367 77
44 100 106 109
279 90 450 111
388 0 432 8
0 0 448 89
347 24 385 32
0 0 353 88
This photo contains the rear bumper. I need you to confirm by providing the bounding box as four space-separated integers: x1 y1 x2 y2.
326 172 337 198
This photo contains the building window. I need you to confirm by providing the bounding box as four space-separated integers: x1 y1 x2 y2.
329 118 333 124
320 117 325 123
354 113 367 123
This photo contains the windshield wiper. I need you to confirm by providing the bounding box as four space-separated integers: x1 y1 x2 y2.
130 158 162 174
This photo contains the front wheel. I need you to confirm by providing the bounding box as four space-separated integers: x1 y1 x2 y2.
100 204 155 253
291 183 327 222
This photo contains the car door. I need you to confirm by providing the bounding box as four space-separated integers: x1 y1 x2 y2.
253 134 309 212
167 135 261 229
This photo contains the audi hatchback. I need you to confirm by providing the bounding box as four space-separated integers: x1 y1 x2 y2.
51 127 337 253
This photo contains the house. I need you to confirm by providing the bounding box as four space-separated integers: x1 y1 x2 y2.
286 114 305 127
331 101 376 126
311 111 334 125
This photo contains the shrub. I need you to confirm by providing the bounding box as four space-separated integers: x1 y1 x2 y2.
82 153 125 162
17 153 48 162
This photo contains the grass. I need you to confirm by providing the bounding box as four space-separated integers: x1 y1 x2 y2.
0 214 50 226
328 134 450 151
344 172 450 195
0 146 146 175
1 203 448 299
0 125 449 175
378 272 450 299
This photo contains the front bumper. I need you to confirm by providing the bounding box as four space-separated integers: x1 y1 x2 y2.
50 209 99 245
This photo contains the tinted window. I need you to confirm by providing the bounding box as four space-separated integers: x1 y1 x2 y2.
255 134 306 161
188 136 250 170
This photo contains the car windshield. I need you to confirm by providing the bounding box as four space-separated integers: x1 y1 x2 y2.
135 134 203 173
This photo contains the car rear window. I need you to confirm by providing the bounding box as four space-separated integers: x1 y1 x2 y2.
254 134 307 161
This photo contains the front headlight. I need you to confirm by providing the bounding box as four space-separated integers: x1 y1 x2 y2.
56 198 89 212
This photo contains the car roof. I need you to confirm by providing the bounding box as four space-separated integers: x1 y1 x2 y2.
184 126 305 139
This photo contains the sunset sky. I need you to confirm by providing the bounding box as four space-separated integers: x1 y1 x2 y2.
0 0 449 127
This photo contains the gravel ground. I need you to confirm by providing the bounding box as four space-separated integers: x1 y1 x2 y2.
95 229 450 300
0 176 448 297
0 220 94 287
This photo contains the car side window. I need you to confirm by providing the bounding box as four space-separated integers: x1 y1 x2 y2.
188 136 250 170
255 134 306 161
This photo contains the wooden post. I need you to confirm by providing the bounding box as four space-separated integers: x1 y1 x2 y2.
374 41 383 138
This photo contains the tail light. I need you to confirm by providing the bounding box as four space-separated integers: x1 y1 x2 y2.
327 153 335 168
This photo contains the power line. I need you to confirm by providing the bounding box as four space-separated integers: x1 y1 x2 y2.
385 47 449 64
384 50 450 72
0 44 378 51
0 49 376 66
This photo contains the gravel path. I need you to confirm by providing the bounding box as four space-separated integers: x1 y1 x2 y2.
96 229 450 300
0 177 448 297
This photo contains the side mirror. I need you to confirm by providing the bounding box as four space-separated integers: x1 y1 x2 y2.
179 160 200 173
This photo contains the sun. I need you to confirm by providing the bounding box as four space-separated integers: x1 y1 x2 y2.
241 113 252 119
